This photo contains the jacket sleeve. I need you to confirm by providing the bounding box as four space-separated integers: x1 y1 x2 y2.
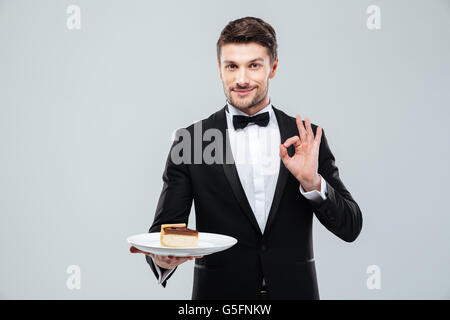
309 127 363 242
145 130 194 287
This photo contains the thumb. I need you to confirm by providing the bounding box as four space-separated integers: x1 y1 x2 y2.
129 246 144 254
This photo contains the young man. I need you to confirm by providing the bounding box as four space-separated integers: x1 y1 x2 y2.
130 16 362 300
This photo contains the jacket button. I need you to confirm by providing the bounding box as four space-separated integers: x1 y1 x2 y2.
261 244 267 252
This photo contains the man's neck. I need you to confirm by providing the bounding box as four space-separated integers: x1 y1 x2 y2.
229 96 271 116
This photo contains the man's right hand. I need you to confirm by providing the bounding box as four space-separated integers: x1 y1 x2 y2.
129 246 203 270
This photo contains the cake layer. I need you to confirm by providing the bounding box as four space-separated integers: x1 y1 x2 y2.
163 226 198 236
161 234 199 248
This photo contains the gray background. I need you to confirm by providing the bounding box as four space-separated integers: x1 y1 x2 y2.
1 0 449 299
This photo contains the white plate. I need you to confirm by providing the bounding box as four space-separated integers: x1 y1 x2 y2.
127 232 238 257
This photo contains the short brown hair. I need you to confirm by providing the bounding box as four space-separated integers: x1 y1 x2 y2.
217 17 278 65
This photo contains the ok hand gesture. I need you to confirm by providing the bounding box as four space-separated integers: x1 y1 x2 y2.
280 115 322 192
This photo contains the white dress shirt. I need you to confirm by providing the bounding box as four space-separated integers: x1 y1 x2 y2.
152 100 328 285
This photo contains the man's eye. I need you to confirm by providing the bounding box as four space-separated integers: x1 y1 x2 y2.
250 63 260 68
226 65 237 70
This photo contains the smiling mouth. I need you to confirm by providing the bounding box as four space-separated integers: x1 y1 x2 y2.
233 88 255 96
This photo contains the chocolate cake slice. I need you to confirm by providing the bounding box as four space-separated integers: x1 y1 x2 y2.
160 223 199 248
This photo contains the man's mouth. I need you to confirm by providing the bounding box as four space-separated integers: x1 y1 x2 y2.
233 87 255 97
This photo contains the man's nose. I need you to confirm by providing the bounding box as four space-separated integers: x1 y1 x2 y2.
236 68 250 87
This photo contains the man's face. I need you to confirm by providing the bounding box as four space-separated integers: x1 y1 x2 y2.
218 42 278 113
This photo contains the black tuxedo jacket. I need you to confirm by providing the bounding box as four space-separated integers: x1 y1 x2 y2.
145 105 362 300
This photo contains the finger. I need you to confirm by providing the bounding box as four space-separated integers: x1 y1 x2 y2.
305 117 314 142
282 136 300 149
187 255 203 260
129 246 138 253
280 144 291 165
280 144 287 159
158 255 171 263
164 257 175 264
167 256 187 262
129 246 146 254
296 115 307 142
175 256 187 261
314 126 322 145
173 257 190 265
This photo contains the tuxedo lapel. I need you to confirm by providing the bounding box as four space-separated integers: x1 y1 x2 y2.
263 106 295 237
214 105 263 237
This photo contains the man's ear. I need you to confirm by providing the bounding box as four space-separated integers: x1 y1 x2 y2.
217 58 222 80
269 57 279 79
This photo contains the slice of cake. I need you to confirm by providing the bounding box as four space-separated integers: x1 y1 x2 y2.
160 223 199 248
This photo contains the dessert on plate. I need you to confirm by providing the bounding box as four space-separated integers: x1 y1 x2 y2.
160 223 199 248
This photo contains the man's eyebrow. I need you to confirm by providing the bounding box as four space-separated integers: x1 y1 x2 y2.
223 58 265 64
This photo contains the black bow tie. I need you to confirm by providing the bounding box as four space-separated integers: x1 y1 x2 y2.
232 112 270 130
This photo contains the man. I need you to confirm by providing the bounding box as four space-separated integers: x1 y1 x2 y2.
130 16 362 300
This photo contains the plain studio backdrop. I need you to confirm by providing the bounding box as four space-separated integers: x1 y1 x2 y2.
0 0 449 299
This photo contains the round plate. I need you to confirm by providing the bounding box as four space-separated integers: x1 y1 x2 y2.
127 232 238 257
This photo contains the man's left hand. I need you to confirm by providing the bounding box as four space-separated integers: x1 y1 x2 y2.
280 115 322 192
